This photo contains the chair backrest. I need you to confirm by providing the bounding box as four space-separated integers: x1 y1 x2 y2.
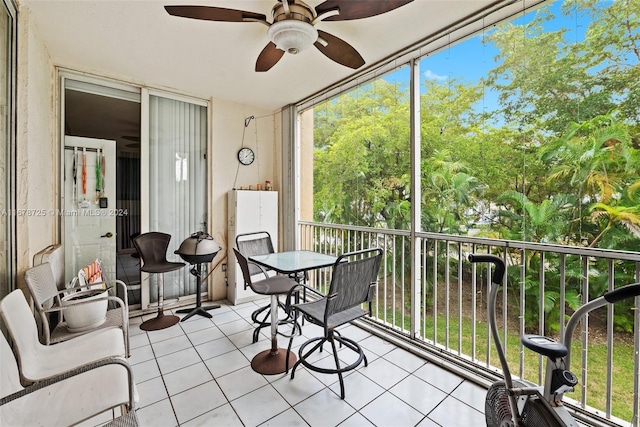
132 232 171 271
236 231 274 276
0 290 44 381
32 244 64 290
24 263 60 311
0 329 23 398
324 248 383 321
233 248 261 293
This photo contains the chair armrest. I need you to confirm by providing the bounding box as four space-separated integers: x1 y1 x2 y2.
0 356 136 410
241 261 272 290
65 278 126 293
284 284 324 313
247 261 271 280
81 279 129 306
44 296 129 336
367 281 377 300
44 296 129 334
44 295 127 312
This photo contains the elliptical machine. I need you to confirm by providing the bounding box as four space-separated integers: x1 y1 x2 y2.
468 253 640 426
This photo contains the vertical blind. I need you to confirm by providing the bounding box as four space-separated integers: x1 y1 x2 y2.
148 95 207 300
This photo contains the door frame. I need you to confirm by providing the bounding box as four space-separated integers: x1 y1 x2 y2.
58 70 142 252
58 69 212 315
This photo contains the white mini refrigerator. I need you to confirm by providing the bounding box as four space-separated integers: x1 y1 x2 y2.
227 190 278 305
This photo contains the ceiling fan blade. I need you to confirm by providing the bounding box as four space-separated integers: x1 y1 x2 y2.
315 0 413 21
314 30 365 69
164 5 266 23
256 42 285 72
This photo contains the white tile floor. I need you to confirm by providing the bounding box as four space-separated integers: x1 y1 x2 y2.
88 299 488 427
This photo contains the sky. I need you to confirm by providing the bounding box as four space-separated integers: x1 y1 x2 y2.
418 0 591 81
381 0 595 114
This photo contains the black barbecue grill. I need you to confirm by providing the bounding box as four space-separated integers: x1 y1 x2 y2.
174 231 221 321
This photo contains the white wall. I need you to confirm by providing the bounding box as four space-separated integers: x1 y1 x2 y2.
14 8 283 304
16 6 56 291
209 99 279 300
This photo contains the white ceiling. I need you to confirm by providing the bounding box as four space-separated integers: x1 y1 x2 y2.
20 0 501 111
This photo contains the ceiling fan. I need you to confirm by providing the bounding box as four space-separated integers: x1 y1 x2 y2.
164 0 414 72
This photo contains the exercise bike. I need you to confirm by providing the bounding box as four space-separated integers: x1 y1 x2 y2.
468 253 640 427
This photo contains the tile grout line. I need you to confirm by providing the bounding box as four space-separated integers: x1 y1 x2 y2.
172 303 284 426
175 307 246 426
141 326 181 427
132 302 485 427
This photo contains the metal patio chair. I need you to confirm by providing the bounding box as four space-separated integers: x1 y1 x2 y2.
287 248 383 399
236 231 299 343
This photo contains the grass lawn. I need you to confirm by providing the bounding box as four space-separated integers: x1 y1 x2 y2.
375 309 635 422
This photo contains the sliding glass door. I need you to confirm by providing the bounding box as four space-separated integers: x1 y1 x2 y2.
145 92 208 302
59 72 209 311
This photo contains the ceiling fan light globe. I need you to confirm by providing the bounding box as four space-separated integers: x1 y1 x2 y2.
268 20 318 55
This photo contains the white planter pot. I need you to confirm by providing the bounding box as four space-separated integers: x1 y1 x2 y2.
61 289 108 332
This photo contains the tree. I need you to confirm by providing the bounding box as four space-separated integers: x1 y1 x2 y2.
590 203 640 246
539 113 640 248
313 79 411 228
311 0 639 341
312 1 640 255
485 1 640 134
496 190 575 243
563 0 640 123
421 149 484 233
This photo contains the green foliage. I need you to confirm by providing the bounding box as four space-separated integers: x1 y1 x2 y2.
312 0 639 331
539 113 640 249
313 80 411 227
485 1 640 133
496 191 575 243
410 309 636 421
613 302 637 333
421 149 485 233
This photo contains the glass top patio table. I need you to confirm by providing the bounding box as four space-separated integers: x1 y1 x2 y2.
249 250 338 275
246 250 337 375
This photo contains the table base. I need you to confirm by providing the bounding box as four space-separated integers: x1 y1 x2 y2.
251 347 297 375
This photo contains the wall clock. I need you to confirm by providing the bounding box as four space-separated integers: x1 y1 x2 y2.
237 147 255 165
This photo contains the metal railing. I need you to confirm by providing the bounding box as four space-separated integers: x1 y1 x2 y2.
299 221 640 426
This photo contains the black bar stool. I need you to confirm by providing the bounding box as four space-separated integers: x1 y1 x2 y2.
133 232 185 331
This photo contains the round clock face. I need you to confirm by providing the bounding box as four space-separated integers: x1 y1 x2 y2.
237 147 255 165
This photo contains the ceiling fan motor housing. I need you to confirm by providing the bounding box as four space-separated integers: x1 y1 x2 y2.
269 2 318 54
